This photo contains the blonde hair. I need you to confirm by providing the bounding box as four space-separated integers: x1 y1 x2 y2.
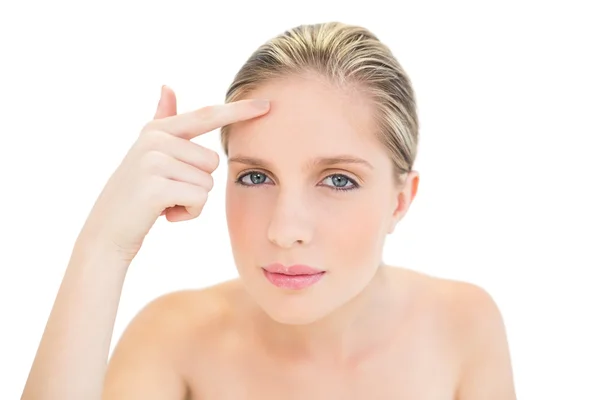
221 21 419 185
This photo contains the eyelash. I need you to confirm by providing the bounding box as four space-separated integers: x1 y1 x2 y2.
234 170 360 192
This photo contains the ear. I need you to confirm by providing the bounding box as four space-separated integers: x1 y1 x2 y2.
388 170 420 234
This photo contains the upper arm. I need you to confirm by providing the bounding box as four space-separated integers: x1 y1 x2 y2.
102 292 190 400
454 284 517 400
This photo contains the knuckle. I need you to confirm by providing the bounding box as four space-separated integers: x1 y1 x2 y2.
196 105 217 120
188 207 202 218
204 173 214 191
204 149 220 171
140 150 168 173
188 189 207 218
141 119 160 133
143 175 168 208
140 129 169 149
197 187 209 203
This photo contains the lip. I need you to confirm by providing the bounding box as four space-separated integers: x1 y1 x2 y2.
262 263 326 290
263 263 324 275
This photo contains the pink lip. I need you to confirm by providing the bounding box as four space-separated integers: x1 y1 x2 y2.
262 263 326 290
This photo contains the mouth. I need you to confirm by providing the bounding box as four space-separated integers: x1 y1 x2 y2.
262 263 326 290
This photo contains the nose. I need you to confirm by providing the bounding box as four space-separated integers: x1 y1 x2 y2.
267 191 313 249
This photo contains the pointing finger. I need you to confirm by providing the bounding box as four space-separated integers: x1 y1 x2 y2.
145 99 270 140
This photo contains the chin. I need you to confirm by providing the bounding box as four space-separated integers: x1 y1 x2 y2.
240 279 335 325
260 299 334 325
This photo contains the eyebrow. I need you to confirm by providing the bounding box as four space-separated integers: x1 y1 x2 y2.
228 155 374 170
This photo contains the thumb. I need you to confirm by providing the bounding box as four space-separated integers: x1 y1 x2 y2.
153 85 177 119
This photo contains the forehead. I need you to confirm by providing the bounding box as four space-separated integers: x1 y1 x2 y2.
227 74 386 165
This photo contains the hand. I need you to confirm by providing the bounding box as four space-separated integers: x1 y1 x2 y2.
79 85 270 261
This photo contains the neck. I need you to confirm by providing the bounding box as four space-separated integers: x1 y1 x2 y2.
255 264 398 364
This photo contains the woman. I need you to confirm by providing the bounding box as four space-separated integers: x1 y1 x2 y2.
22 22 516 399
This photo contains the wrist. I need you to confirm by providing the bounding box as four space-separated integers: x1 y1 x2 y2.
71 230 135 273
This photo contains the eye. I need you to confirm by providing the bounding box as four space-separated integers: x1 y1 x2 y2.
321 174 359 191
236 171 273 186
235 171 360 192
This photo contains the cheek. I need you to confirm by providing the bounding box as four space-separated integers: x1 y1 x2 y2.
324 193 388 232
226 186 270 244
321 194 390 258
226 184 390 252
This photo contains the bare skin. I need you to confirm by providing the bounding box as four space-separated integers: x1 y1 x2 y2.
20 89 272 400
103 266 515 399
22 77 516 399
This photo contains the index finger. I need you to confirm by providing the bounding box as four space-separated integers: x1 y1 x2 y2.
145 99 270 140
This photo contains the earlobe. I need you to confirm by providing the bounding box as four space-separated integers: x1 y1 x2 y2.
390 171 419 230
388 221 397 234
387 171 419 235
386 194 403 235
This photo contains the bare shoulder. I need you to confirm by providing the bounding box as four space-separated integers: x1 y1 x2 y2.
426 271 506 328
103 279 243 399
116 278 241 341
444 279 516 399
387 266 516 399
386 265 506 328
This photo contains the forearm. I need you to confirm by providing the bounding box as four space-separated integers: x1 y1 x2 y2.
21 237 131 400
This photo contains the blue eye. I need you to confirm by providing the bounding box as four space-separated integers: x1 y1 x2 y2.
237 171 273 186
235 171 360 192
321 174 358 191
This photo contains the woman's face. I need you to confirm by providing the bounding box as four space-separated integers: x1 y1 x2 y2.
225 74 417 325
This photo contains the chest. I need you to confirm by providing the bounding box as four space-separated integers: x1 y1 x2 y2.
188 340 459 400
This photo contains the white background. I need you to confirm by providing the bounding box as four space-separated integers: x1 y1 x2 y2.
1 1 599 398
